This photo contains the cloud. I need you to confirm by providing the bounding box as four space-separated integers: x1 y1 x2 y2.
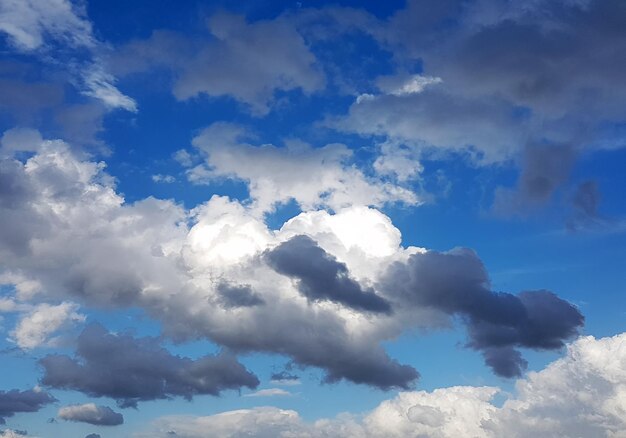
266 235 392 314
380 248 584 377
567 180 606 231
58 403 123 426
0 0 135 111
9 302 85 349
40 323 259 408
0 389 56 423
0 132 583 391
84 434 101 438
244 388 291 398
188 122 419 213
329 0 626 209
139 331 626 437
110 11 324 115
493 143 577 215
216 283 265 309
152 174 176 184
270 371 300 386
0 431 30 438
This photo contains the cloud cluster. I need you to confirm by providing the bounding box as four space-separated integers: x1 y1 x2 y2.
138 331 626 437
0 132 582 393
40 323 259 408
326 0 626 211
0 389 56 424
58 403 123 426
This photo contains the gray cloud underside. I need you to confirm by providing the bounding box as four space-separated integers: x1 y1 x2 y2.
380 248 584 377
265 235 392 314
0 390 56 423
40 323 259 408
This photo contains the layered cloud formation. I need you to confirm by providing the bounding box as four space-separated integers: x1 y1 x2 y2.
139 331 626 437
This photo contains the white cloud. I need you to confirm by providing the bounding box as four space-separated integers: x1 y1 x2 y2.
189 122 420 213
10 302 85 349
378 74 443 96
82 64 137 112
151 174 175 184
0 0 94 51
0 127 43 156
58 403 123 426
138 332 626 437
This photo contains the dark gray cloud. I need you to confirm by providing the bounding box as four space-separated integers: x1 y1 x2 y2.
270 371 299 382
266 235 392 314
0 389 57 423
380 248 584 377
40 323 259 408
217 282 264 309
58 403 123 426
85 434 101 438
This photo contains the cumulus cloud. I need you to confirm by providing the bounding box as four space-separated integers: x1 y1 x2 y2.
0 0 135 111
40 323 259 408
188 122 419 213
0 389 56 424
0 131 583 392
10 302 85 349
58 403 123 426
139 331 626 437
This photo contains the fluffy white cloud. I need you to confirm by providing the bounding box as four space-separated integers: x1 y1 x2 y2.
138 332 626 437
188 122 420 213
10 302 84 349
58 403 123 426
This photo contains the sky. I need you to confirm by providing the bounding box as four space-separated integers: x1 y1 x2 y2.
0 0 625 437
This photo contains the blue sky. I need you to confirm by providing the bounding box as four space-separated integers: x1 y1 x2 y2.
0 0 625 437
